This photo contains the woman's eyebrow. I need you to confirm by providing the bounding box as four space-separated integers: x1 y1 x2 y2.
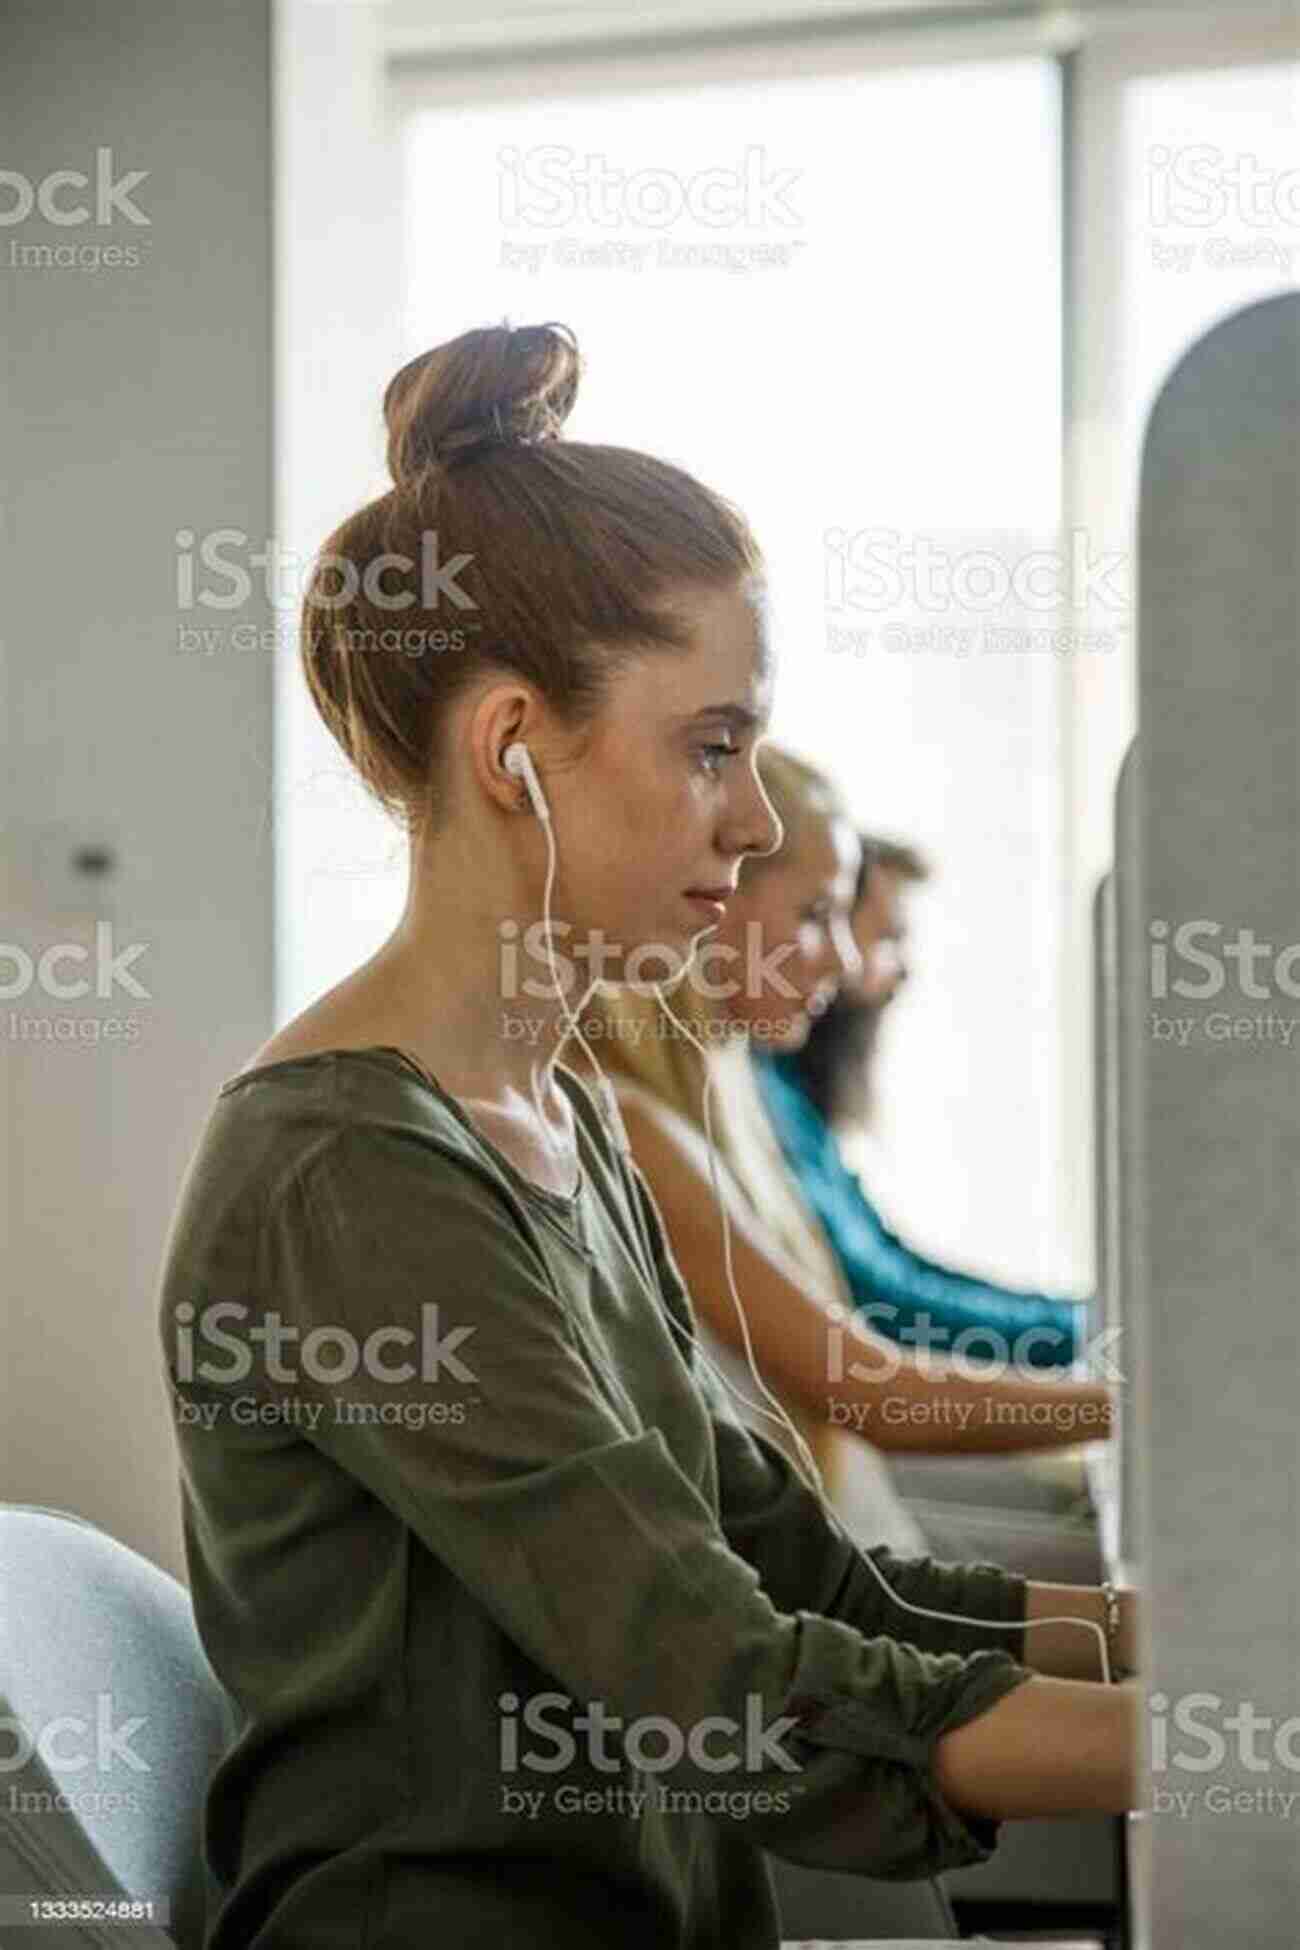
679 703 767 733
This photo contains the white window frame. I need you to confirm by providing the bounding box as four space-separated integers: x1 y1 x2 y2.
1061 7 1300 1274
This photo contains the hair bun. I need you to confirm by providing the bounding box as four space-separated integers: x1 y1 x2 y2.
383 320 581 485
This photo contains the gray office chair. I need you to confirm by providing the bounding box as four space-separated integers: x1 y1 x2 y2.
0 1503 237 1950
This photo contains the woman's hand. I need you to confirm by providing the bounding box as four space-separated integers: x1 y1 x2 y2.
1021 1579 1141 1681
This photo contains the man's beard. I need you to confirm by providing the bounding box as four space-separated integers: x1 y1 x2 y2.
794 989 890 1130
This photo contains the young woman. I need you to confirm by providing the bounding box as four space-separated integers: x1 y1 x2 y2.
756 828 1093 1371
157 322 1137 1950
583 746 1114 1484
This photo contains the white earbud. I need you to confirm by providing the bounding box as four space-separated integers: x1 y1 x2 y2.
503 741 551 824
502 737 629 1155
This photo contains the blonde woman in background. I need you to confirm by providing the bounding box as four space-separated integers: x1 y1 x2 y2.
581 743 1113 1565
763 823 1105 1570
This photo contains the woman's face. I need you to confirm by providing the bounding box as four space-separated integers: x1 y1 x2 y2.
709 810 863 1050
537 576 786 994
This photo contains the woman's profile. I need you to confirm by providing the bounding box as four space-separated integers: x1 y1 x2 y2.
156 320 1137 1950
583 746 1113 1513
761 825 1091 1370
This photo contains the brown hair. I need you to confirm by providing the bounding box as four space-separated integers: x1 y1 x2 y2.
866 835 930 886
301 320 763 833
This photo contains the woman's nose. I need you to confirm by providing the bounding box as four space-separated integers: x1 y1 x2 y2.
730 774 783 862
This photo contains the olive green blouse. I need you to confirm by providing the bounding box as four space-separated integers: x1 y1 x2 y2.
156 1045 1033 1949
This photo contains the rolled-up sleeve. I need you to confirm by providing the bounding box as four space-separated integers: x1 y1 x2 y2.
616 1146 1039 1872
248 1125 1033 1881
705 1399 1035 1874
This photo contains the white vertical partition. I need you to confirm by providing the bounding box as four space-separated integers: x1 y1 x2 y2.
1130 290 1300 1947
1090 863 1121 1571
1114 740 1145 1586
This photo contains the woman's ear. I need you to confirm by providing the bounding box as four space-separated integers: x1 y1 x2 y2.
466 683 535 816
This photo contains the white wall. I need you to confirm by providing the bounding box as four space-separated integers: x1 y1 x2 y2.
1 0 274 1581
273 0 407 1021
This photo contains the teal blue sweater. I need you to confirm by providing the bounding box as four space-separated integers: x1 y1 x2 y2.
753 1050 1086 1372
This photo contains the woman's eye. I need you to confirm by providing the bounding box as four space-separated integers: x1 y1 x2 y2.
698 742 740 774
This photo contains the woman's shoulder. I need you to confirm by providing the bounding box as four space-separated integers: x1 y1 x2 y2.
198 1045 492 1212
161 1051 533 1319
229 990 397 1075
